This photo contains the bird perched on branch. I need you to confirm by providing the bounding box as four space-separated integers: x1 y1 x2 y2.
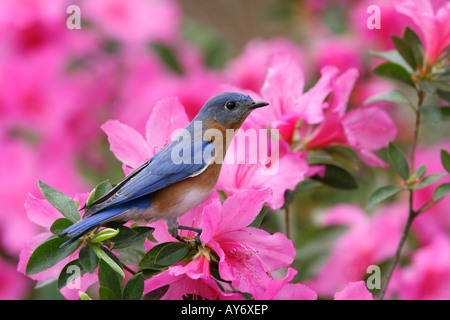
59 92 268 247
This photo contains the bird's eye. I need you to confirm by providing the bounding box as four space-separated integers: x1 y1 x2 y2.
225 101 236 110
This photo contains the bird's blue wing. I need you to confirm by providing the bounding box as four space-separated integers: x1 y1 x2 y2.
84 138 215 216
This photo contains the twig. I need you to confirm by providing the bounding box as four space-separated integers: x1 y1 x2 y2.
122 263 137 275
378 191 415 299
285 205 291 239
378 88 425 299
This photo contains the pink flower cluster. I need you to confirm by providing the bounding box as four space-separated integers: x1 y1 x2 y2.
306 142 450 300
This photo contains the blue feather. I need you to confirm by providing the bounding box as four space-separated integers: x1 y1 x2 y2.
59 196 153 247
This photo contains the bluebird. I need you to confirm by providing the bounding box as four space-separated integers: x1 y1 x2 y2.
59 92 268 247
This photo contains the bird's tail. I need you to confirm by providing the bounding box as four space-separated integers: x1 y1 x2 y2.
58 210 118 248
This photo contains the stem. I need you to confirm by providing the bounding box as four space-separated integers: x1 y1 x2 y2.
378 191 415 299
122 263 137 275
378 89 425 299
409 90 424 170
285 205 291 239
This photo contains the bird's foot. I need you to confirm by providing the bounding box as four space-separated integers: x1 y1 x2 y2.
167 219 203 246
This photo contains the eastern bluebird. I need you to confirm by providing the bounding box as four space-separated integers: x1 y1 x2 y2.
59 92 268 246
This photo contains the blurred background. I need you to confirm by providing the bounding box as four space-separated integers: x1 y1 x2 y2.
1 0 448 299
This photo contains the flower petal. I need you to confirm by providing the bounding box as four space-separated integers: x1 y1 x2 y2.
101 119 152 169
145 97 189 156
334 281 373 300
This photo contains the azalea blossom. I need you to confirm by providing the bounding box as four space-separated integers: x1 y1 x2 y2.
394 235 450 300
334 281 373 300
83 0 180 46
248 54 338 143
394 0 450 65
224 37 309 93
306 203 405 297
247 54 396 168
305 68 397 167
218 136 308 210
0 256 29 300
144 189 313 299
260 268 317 300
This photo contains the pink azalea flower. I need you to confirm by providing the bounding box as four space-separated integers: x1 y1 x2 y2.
218 137 308 210
260 268 317 300
312 36 363 72
224 37 309 93
200 190 295 299
18 192 98 300
306 204 405 297
350 0 415 51
0 256 30 300
249 54 338 144
246 54 396 168
395 0 450 64
144 270 243 300
334 281 373 300
306 68 397 167
83 0 180 45
144 189 303 299
395 235 450 300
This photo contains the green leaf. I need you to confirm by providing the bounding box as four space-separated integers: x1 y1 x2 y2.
38 180 80 223
409 173 446 190
441 150 450 174
90 228 119 244
420 106 450 122
26 237 81 275
112 226 154 249
391 35 417 70
433 183 450 201
98 286 116 300
78 245 99 274
387 142 410 181
402 27 423 68
363 89 412 106
98 258 122 300
248 205 267 228
85 180 113 208
324 146 359 170
57 260 86 290
436 65 450 81
109 226 138 243
371 50 413 73
155 242 191 266
139 242 170 269
92 245 125 278
435 81 450 92
79 291 92 300
311 164 358 190
366 185 405 210
373 62 415 87
123 273 144 300
50 218 73 236
414 165 427 179
150 43 183 75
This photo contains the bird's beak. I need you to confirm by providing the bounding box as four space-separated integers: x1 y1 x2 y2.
250 101 269 109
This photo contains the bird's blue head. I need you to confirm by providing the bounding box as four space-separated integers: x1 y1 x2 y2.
194 92 269 128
